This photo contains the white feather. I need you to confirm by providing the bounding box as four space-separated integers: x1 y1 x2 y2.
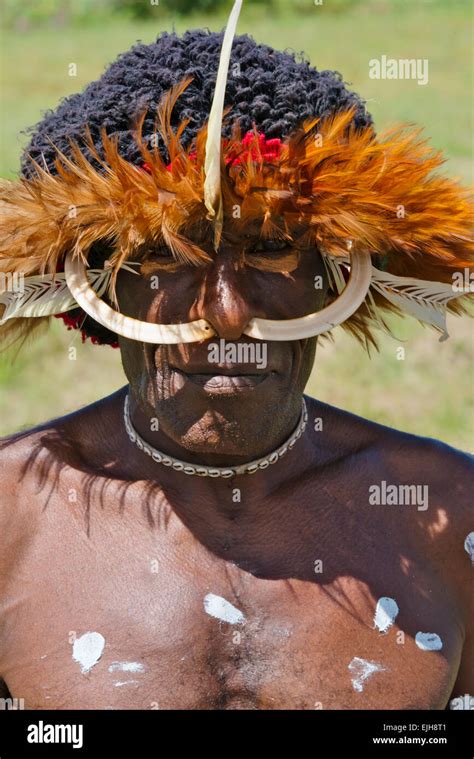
322 251 465 341
204 0 242 248
369 267 463 341
0 275 69 322
0 262 139 324
322 252 347 295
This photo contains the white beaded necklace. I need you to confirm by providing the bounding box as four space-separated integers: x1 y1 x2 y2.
123 393 308 478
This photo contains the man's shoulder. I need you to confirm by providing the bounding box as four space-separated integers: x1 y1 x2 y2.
376 426 473 618
367 414 472 512
0 388 126 512
0 427 47 583
0 390 126 577
314 398 472 477
0 413 77 484
0 425 47 498
0 421 67 549
0 387 125 464
383 427 472 537
310 397 473 526
309 399 473 604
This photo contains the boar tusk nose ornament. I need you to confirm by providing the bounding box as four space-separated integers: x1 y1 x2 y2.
64 252 214 344
244 250 373 341
64 249 372 344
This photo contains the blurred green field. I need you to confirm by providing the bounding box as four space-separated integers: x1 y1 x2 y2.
0 0 472 448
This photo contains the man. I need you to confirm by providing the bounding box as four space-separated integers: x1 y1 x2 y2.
0 2 472 710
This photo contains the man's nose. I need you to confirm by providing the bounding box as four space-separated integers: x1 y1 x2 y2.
200 255 252 340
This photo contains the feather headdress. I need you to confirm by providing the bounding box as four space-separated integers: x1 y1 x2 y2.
0 0 472 349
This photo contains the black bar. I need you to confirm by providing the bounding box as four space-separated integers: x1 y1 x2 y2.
0 710 471 757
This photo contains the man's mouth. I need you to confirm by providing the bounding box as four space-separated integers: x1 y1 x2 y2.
170 367 272 394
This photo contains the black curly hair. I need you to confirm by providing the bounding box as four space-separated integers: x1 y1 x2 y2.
22 29 373 346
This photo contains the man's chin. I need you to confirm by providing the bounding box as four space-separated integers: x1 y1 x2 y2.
172 409 295 461
143 369 298 461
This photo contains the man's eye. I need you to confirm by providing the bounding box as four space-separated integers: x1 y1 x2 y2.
140 245 182 275
152 246 174 259
253 240 289 254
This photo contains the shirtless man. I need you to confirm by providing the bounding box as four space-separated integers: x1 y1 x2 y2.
0 14 472 711
0 242 473 710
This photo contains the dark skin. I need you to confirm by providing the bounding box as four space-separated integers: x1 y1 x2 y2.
0 229 472 710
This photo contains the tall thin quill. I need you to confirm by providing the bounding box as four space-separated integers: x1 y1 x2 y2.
204 0 243 250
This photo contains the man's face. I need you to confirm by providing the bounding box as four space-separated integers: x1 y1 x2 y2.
116 226 327 459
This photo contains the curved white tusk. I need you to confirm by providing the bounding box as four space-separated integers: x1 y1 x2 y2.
243 250 373 340
64 252 214 344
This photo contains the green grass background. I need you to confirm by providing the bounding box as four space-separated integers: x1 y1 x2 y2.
0 0 472 448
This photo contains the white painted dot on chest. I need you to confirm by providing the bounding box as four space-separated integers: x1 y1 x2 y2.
415 632 443 651
203 593 246 625
72 632 105 674
348 657 387 693
108 662 145 674
464 532 474 563
373 597 399 634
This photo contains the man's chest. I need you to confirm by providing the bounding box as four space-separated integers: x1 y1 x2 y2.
0 510 461 711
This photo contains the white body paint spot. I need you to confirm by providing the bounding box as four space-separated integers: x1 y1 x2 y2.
464 532 474 562
373 597 399 634
108 662 144 673
204 593 246 625
72 632 105 674
348 657 386 692
415 632 443 651
114 680 140 687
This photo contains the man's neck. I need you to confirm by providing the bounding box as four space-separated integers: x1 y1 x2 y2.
118 385 318 509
